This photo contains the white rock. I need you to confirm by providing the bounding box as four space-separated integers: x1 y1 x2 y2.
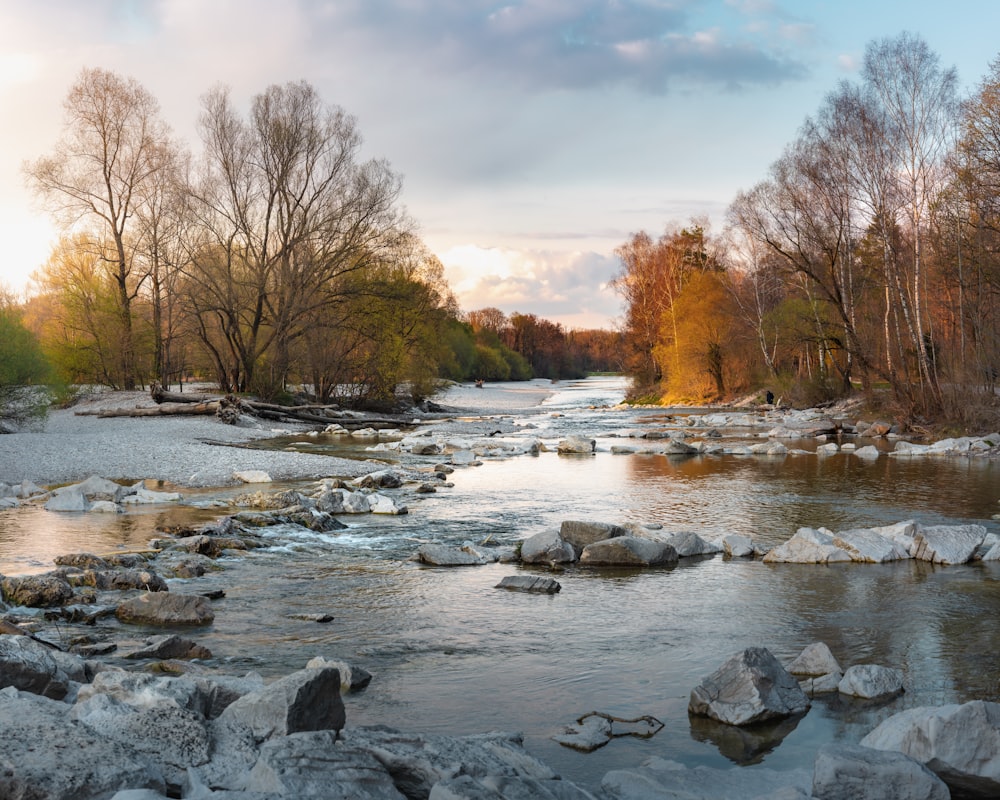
812 743 949 800
557 436 595 454
89 500 124 514
817 443 840 455
788 642 842 677
860 700 1000 796
688 646 810 726
45 489 89 512
910 524 986 565
891 441 930 456
800 671 843 696
763 528 852 564
368 494 408 515
551 714 612 752
722 534 756 558
838 664 904 699
121 488 183 504
450 450 477 465
602 758 812 800
234 470 272 484
832 528 910 563
854 445 881 460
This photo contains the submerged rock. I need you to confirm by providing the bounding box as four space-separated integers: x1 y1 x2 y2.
496 575 561 594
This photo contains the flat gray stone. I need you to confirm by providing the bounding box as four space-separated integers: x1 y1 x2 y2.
495 576 561 594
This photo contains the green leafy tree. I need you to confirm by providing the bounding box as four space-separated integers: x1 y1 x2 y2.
0 294 56 428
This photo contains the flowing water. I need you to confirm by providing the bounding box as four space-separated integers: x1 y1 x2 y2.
3 376 1000 790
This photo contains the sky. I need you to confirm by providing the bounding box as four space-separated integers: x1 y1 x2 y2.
2 1 999 330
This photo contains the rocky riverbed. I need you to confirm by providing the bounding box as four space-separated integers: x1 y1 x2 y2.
3 381 1000 798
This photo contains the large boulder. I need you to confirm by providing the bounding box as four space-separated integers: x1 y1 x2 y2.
305 656 373 693
762 528 852 564
352 469 404 489
218 666 345 743
909 524 986 565
431 774 599 798
556 436 595 454
519 530 577 565
337 727 560 799
0 686 166 798
860 700 1000 797
54 552 110 570
71 691 212 789
787 642 842 678
242 731 405 798
559 520 627 554
689 647 811 726
579 537 678 567
838 664 904 700
662 531 721 557
722 534 756 558
601 757 812 800
0 634 76 699
116 592 216 626
832 529 910 563
123 634 213 661
417 544 486 566
1 573 74 607
812 743 949 800
76 669 262 720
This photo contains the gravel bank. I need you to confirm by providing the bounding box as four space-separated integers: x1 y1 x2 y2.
0 381 556 489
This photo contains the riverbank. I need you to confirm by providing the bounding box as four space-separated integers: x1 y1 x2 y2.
0 380 559 488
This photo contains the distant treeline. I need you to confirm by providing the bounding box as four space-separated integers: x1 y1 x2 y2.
613 33 1000 430
5 68 621 412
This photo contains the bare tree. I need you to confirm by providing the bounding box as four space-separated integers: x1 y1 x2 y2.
863 32 958 401
25 68 170 389
185 81 408 395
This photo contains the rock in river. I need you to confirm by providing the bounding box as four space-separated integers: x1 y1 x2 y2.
689 646 811 726
116 592 216 626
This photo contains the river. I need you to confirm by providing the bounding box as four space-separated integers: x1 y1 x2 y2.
3 375 1000 791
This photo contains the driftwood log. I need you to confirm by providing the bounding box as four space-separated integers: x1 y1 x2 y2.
74 384 407 428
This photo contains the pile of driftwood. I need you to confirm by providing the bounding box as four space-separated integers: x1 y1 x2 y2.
74 384 404 428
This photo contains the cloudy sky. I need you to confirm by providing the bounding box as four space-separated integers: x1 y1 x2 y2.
2 1 999 329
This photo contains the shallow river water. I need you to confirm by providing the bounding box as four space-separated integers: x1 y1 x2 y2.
3 376 1000 791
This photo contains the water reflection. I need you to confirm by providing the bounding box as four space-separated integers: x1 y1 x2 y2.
690 713 804 765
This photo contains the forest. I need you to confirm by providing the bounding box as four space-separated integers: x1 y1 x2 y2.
0 69 618 423
5 31 1000 433
614 33 1000 430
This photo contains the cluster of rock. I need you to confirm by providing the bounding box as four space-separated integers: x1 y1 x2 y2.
0 475 182 512
368 424 546 463
764 520 997 565
689 644 903 729
0 478 47 508
660 642 1000 799
0 636 597 799
588 402 1000 462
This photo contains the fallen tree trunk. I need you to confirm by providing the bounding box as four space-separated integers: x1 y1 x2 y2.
151 383 220 405
92 401 222 418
